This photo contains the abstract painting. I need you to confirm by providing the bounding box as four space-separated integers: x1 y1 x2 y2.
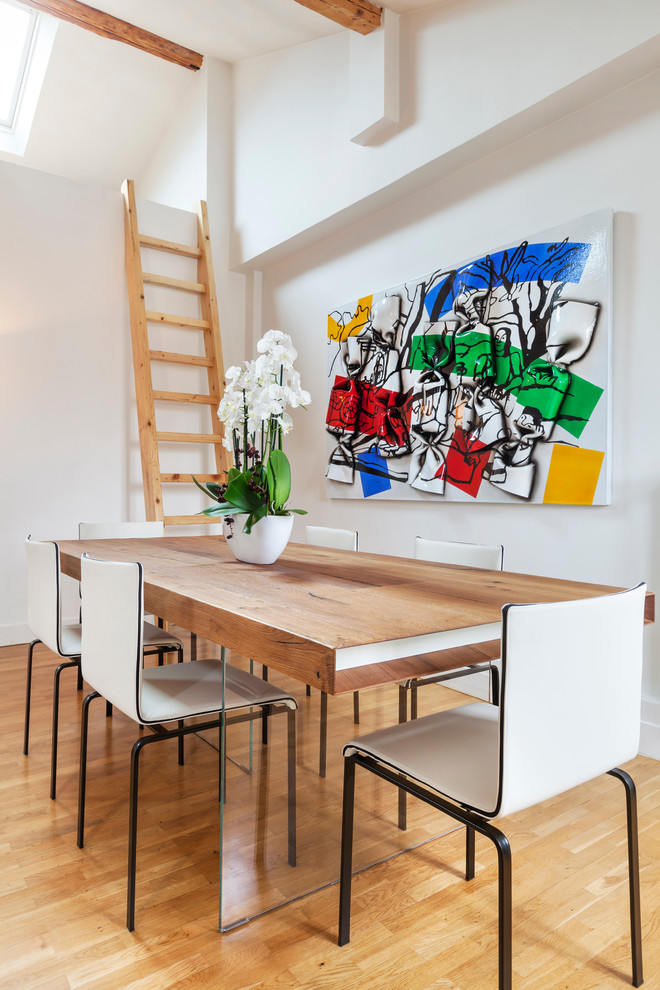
325 210 611 504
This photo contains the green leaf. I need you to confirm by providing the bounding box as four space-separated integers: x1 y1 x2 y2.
287 508 307 515
199 505 244 517
224 474 264 512
266 449 291 510
227 467 242 484
242 503 268 534
192 475 219 501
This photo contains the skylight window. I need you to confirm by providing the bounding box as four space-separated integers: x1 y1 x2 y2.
0 0 37 131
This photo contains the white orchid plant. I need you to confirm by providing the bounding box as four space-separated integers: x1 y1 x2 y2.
194 330 311 534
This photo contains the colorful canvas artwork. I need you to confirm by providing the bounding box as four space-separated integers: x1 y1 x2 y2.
325 210 611 505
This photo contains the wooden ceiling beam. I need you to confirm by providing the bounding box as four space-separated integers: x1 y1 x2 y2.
293 0 382 36
19 0 203 70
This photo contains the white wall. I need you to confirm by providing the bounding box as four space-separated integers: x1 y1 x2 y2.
256 68 660 749
0 161 128 642
0 163 221 644
233 0 660 266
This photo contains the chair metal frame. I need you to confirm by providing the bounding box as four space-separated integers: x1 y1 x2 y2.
338 588 645 989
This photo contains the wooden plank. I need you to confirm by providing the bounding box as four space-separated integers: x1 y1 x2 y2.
20 0 203 69
293 0 382 35
139 234 202 258
196 200 230 477
152 391 217 405
156 433 225 444
143 272 206 294
145 311 210 330
149 350 213 367
122 179 163 522
161 474 224 483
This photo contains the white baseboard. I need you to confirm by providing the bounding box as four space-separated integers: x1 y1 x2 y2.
640 699 660 761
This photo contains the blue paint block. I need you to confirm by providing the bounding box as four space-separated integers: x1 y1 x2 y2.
358 449 392 498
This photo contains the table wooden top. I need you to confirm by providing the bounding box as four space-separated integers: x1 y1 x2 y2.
58 536 654 694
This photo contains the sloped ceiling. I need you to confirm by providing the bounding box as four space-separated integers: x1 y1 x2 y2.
0 0 444 188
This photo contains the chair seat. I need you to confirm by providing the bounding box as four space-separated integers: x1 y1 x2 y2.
139 659 298 724
60 623 83 657
142 621 183 650
344 702 500 817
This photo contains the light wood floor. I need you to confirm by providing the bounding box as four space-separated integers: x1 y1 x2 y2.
2 636 659 990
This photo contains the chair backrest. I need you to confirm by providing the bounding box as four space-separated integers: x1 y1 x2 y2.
306 525 358 552
415 537 503 571
80 554 144 723
25 536 64 655
78 521 165 539
495 584 647 819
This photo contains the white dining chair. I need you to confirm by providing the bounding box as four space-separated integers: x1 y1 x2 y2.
77 553 298 931
396 538 504 829
24 535 184 800
339 584 647 990
306 524 359 778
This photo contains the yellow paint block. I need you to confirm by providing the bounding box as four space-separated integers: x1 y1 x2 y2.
328 295 373 341
543 445 605 505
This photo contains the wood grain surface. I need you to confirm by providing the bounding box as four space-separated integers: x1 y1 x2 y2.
57 536 654 694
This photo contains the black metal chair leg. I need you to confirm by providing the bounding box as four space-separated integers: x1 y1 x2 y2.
106 701 113 717
261 664 269 744
338 756 356 946
190 632 197 661
466 826 475 881
77 666 83 691
23 639 39 755
490 664 500 706
608 767 643 987
492 827 512 990
287 707 297 867
319 691 328 778
127 736 147 932
51 658 80 800
353 691 360 725
77 691 101 848
397 684 408 831
177 721 184 765
306 684 311 697
411 680 418 720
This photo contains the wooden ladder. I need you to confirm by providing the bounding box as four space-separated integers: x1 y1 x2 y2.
122 179 229 527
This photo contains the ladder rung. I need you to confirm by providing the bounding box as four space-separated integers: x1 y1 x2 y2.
149 350 213 367
157 432 224 444
146 311 211 330
153 390 218 405
161 473 224 483
143 272 206 294
139 234 202 258
164 514 221 526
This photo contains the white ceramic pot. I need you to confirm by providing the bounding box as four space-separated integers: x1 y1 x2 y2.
223 513 294 565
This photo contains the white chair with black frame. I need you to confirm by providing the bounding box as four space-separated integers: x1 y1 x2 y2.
78 521 182 648
396 537 504 830
306 525 360 778
76 553 298 931
338 584 647 990
24 533 185 801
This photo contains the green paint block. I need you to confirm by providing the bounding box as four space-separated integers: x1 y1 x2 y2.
556 375 604 439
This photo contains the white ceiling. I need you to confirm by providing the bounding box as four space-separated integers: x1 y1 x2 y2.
0 1 446 190
93 0 444 63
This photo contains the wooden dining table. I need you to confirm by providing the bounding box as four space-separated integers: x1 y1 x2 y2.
56 534 655 929
57 534 655 694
